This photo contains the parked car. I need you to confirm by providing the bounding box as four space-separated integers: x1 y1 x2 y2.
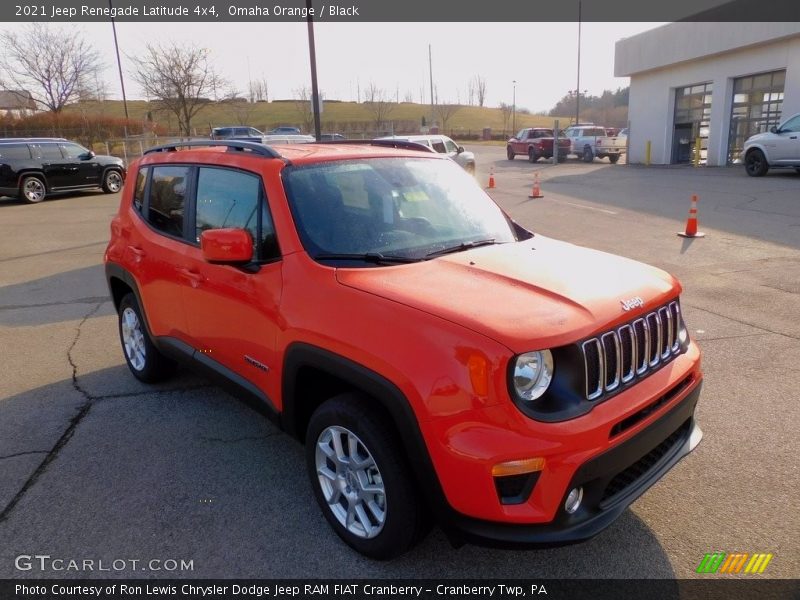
375 134 475 173
563 124 627 163
105 138 703 559
269 126 302 135
0 137 125 203
506 128 571 162
742 112 800 176
319 133 347 142
211 126 265 140
260 134 316 144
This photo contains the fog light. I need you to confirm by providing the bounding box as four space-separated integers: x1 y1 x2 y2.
564 487 583 514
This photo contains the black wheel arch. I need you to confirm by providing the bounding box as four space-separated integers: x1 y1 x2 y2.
17 170 49 192
281 342 454 529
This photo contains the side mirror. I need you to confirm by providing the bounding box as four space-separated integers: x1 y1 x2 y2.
457 146 464 154
80 151 96 160
770 126 778 134
201 228 253 264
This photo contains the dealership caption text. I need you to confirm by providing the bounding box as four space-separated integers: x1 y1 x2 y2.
16 584 549 597
15 4 359 19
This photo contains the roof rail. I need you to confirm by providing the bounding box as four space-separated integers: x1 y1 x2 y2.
143 140 283 158
315 139 435 153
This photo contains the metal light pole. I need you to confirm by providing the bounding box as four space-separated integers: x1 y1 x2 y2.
429 44 435 128
108 0 129 121
575 0 582 124
306 0 322 139
512 80 517 133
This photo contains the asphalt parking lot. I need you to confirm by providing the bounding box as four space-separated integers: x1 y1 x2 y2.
0 146 798 580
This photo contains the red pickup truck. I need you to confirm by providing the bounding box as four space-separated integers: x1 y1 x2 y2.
507 128 571 163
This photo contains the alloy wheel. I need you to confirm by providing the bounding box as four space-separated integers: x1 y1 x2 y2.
315 425 387 539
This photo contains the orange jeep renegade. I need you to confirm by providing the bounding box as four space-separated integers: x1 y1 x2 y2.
104 140 703 559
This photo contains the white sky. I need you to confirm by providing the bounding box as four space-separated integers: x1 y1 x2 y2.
3 21 663 112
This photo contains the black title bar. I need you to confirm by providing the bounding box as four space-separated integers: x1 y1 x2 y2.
3 0 800 22
2 579 799 600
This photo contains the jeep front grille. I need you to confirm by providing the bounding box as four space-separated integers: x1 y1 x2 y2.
582 301 682 401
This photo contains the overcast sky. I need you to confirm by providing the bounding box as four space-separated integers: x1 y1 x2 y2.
2 21 663 112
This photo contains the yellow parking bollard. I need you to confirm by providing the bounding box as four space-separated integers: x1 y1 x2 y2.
693 137 701 167
645 140 651 166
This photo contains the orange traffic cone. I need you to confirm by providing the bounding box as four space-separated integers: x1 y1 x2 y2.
678 194 705 238
488 167 496 189
529 172 543 198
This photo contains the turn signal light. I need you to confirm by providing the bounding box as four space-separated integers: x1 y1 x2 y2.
491 457 546 477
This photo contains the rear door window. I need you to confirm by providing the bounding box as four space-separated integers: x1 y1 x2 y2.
0 143 31 159
148 165 189 238
36 144 64 159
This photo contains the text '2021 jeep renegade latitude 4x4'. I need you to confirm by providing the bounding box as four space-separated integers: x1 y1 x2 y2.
105 140 703 559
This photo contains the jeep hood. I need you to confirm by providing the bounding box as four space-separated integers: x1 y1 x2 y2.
335 236 679 352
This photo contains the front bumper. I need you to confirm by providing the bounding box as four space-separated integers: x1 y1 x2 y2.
441 380 702 548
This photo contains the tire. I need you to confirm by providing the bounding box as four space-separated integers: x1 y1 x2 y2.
609 154 620 164
102 169 123 194
19 175 46 203
507 146 515 160
744 150 769 177
118 293 176 383
583 147 594 163
528 148 539 163
306 393 430 559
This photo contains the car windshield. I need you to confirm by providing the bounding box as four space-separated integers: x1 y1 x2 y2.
283 157 517 264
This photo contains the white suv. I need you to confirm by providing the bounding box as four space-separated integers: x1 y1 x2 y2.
376 135 476 174
743 112 800 177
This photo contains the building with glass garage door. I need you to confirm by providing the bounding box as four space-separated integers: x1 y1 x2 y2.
615 23 800 166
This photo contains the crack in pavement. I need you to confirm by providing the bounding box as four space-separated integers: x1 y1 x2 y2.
0 301 102 523
0 297 110 311
686 302 800 342
0 451 49 461
200 433 279 444
0 298 221 522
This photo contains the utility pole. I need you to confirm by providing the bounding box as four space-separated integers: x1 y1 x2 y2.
108 0 129 121
306 0 321 139
429 44 435 128
512 80 517 133
575 0 582 125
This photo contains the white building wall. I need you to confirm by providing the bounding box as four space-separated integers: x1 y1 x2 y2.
618 25 800 166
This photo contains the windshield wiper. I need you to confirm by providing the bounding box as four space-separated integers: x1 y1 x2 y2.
314 252 420 264
424 238 498 259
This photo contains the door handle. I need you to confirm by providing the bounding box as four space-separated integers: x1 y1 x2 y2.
177 267 204 287
790 136 797 140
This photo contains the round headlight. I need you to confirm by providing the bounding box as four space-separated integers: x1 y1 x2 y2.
513 350 554 402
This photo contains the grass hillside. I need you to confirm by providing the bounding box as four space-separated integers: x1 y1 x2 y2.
64 99 570 138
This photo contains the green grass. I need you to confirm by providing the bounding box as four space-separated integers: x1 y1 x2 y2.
65 99 568 137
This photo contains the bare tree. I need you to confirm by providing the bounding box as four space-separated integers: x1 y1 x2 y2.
434 104 461 132
224 91 256 125
292 86 315 133
0 24 102 113
499 102 513 135
250 77 269 102
130 43 227 136
474 75 487 107
363 83 395 133
403 90 414 103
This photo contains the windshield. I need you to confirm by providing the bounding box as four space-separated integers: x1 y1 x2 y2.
283 157 517 263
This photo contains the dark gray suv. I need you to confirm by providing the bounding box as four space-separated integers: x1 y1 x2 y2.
0 138 126 203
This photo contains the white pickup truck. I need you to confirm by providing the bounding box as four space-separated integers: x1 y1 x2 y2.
563 124 626 163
